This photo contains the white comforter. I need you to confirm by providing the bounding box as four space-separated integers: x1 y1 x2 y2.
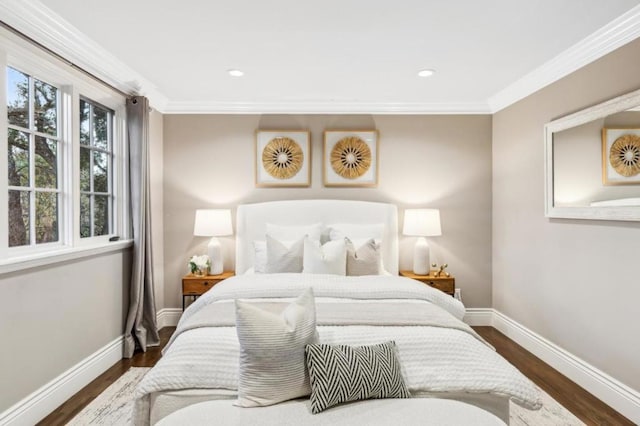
133 274 541 425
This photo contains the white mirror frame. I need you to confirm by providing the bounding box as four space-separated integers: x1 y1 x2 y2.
544 87 640 221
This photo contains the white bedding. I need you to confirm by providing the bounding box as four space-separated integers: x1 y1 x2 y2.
133 274 541 425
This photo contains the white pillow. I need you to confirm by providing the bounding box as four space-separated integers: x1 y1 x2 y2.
266 223 323 241
328 223 385 242
235 288 318 407
253 240 267 273
303 237 347 275
265 235 305 273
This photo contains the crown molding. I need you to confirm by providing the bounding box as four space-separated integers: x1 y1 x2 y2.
162 100 492 115
3 0 639 115
488 4 640 113
0 0 168 109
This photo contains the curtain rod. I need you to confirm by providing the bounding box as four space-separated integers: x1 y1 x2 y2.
0 20 130 98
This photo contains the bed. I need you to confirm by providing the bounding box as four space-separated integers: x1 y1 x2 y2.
133 200 541 425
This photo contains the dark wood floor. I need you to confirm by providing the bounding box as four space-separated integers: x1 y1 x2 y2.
37 328 174 426
39 326 632 426
474 327 633 426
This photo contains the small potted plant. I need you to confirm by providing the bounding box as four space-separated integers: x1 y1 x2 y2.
189 254 211 276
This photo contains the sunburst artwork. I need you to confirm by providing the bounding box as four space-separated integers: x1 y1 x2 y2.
602 128 640 185
330 136 372 179
609 134 640 177
262 137 303 179
324 130 378 187
256 131 310 187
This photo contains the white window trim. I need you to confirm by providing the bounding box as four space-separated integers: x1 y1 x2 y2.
0 239 133 275
0 27 131 273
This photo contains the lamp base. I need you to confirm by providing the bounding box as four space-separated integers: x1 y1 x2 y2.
412 237 430 275
208 237 224 275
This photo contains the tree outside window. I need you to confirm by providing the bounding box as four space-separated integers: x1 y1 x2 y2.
79 98 112 238
7 67 59 247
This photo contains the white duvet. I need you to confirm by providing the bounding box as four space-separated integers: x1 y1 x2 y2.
133 274 541 425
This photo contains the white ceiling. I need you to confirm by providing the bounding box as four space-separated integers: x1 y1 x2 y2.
11 0 640 112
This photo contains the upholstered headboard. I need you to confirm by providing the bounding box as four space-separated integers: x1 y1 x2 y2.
235 200 399 275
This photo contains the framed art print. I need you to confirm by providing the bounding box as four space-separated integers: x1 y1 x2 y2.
323 130 379 187
256 130 311 187
602 128 640 185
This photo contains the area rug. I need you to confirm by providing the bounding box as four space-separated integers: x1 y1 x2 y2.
68 367 584 425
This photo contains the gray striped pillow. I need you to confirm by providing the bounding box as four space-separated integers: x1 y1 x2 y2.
234 288 318 407
305 341 410 413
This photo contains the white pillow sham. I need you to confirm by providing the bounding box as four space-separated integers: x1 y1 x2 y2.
328 223 384 242
266 223 323 241
253 240 268 273
303 237 347 275
235 288 318 407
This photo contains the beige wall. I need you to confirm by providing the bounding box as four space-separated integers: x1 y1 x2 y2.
0 249 131 411
163 114 492 309
493 37 640 393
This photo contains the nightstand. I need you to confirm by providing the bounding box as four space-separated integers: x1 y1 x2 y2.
182 271 234 310
399 270 455 296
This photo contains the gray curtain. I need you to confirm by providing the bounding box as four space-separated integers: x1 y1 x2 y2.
124 96 160 358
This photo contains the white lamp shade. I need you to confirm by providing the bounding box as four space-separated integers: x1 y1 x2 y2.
403 209 442 237
193 209 233 236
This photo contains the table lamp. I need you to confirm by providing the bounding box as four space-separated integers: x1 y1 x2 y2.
403 208 442 275
193 209 233 275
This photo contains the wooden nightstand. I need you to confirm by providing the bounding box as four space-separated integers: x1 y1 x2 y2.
182 271 235 310
399 270 455 296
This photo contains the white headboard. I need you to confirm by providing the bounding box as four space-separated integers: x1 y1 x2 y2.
236 200 399 275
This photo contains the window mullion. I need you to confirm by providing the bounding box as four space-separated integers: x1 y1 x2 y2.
28 76 36 246
89 104 94 237
107 109 113 234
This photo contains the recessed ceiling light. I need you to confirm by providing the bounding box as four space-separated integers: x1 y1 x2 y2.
417 69 435 77
228 69 244 77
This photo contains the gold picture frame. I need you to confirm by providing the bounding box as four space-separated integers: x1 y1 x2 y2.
323 130 379 187
256 130 311 187
602 128 640 185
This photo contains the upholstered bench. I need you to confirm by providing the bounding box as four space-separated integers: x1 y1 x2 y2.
156 397 506 425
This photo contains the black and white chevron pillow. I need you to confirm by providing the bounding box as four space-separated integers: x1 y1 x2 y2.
305 341 410 414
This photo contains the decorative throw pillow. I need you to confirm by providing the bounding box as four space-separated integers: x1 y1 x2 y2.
266 223 323 241
303 237 347 275
346 238 382 276
265 234 305 273
305 341 410 414
235 288 319 407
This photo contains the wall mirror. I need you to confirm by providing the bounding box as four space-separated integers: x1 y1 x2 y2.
545 88 640 221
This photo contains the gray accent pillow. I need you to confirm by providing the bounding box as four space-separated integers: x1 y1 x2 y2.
235 288 318 407
265 234 305 273
346 238 382 276
305 341 411 414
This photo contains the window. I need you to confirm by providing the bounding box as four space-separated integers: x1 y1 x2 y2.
0 30 128 267
6 67 60 247
79 99 112 238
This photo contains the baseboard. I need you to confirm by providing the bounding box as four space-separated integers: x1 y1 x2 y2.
492 310 640 424
0 335 123 426
156 308 182 329
463 308 493 326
